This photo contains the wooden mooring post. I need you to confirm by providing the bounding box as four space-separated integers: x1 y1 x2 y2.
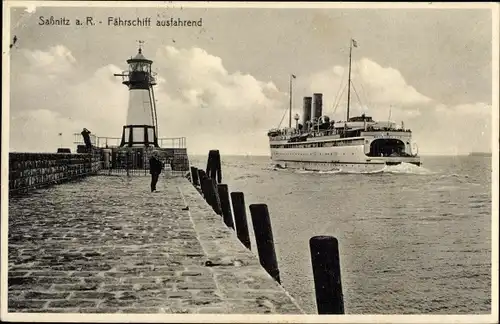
201 177 210 200
190 166 199 186
230 192 251 250
309 235 345 314
198 169 207 195
206 149 222 184
249 203 280 284
193 157 347 313
217 184 235 229
201 178 222 215
210 178 222 215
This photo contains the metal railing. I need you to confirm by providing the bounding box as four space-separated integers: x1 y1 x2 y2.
96 137 122 148
97 148 190 177
158 137 186 148
73 133 98 146
96 160 189 178
73 133 187 149
97 168 187 178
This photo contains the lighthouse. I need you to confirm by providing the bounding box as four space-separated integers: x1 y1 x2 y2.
114 42 159 147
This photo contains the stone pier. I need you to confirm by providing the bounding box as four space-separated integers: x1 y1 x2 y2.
7 175 304 314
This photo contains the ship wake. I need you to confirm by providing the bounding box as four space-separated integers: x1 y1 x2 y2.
377 162 434 175
290 162 433 175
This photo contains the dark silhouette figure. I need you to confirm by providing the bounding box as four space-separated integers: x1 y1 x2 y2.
149 151 164 192
81 128 92 152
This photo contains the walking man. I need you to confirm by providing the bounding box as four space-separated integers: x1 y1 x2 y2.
149 151 163 192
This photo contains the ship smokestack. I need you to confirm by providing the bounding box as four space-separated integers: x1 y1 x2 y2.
312 93 323 121
303 96 312 125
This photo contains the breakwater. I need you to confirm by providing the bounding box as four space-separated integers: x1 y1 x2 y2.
7 148 347 315
7 175 304 314
9 152 101 194
189 150 346 314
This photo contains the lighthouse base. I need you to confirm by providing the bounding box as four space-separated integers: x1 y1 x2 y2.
120 125 158 148
103 147 190 175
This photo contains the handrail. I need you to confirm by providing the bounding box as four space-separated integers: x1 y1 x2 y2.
73 133 187 149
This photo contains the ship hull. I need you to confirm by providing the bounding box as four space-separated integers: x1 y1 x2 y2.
269 142 421 172
272 159 420 173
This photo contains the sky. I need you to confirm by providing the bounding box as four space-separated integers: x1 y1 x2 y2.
6 3 496 155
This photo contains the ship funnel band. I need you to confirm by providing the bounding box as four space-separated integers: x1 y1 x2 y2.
302 96 312 126
312 93 323 121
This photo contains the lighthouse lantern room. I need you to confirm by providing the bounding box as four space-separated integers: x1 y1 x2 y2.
114 42 159 148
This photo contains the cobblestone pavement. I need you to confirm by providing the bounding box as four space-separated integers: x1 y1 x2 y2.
8 175 304 314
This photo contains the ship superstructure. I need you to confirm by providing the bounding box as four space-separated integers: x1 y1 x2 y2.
267 39 421 172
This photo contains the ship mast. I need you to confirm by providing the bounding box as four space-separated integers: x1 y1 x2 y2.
347 39 356 122
288 74 296 128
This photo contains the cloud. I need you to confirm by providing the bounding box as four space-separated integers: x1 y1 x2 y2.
299 58 433 119
10 109 82 153
10 45 129 152
297 57 492 155
148 46 287 155
355 58 432 106
411 102 492 155
24 45 76 74
9 45 493 156
9 45 286 155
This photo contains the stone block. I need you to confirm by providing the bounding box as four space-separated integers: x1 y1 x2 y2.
48 300 97 308
8 300 48 310
24 291 71 300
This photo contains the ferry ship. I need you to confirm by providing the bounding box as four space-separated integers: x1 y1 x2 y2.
267 39 421 172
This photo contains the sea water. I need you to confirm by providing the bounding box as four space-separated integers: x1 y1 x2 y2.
189 155 492 314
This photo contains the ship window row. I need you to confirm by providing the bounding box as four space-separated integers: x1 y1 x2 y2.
271 139 364 149
273 152 354 156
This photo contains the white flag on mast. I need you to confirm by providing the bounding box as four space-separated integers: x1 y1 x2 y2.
352 39 358 48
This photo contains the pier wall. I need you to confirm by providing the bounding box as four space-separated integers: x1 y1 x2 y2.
162 148 190 171
8 152 102 193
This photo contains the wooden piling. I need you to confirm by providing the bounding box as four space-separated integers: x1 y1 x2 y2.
202 178 222 215
206 151 213 180
210 178 222 216
198 169 207 195
201 178 211 202
198 170 205 196
190 166 199 186
230 192 251 250
198 169 207 181
217 184 234 229
309 235 344 314
249 204 280 284
206 150 222 184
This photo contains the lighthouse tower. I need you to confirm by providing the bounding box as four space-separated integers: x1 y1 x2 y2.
114 42 159 148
